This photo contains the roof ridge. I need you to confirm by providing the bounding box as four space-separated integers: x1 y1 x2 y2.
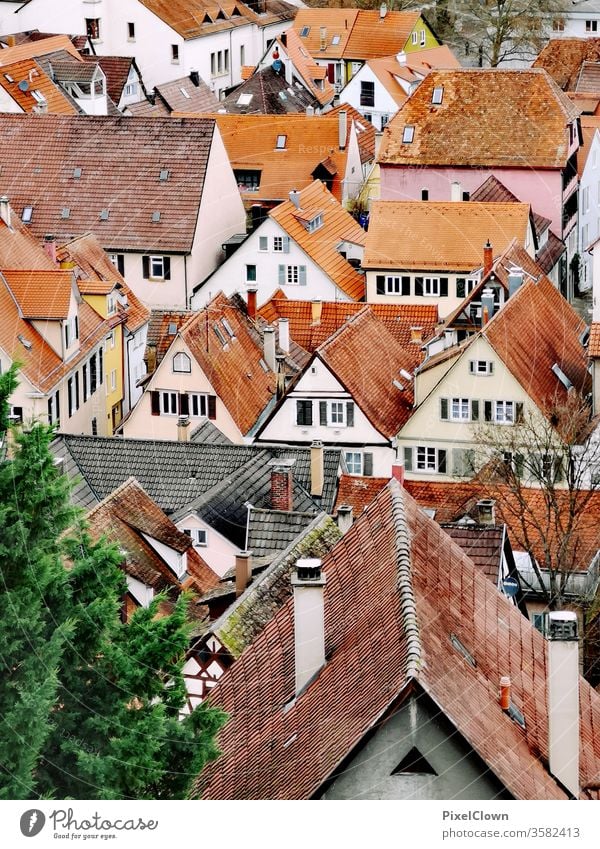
391 480 422 677
84 475 141 520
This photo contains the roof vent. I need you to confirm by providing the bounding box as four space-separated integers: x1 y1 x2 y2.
73 167 82 179
17 333 32 351
61 207 70 219
477 498 495 525
152 211 161 222
391 747 437 776
99 209 109 220
296 558 322 582
159 169 169 181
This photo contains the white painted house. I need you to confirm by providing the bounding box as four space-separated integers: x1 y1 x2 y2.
578 121 600 292
14 0 297 94
192 180 366 309
552 2 600 37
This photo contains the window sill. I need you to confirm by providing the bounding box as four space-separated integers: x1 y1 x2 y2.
211 71 229 78
127 38 136 43
171 59 180 65
148 277 165 282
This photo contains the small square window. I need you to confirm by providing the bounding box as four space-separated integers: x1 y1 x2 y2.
331 35 341 45
300 26 310 37
152 211 161 222
276 134 287 150
402 126 415 144
258 236 268 251
22 206 33 223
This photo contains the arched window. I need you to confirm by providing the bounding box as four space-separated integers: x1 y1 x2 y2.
173 352 191 373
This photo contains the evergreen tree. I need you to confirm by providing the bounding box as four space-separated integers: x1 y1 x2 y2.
0 365 75 798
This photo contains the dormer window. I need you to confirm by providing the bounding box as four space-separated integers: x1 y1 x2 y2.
402 125 414 143
431 86 443 105
307 213 323 232
276 134 287 150
107 294 116 316
173 352 191 373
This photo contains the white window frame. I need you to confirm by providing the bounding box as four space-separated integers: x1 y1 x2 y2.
411 31 418 45
107 294 116 316
586 19 598 32
420 29 426 46
185 527 207 547
258 236 268 252
450 398 470 421
328 400 345 427
423 276 439 296
402 125 415 143
110 369 117 391
495 400 515 424
416 446 440 472
106 330 115 350
344 451 363 475
307 214 323 232
161 391 178 415
287 265 301 285
469 359 494 376
189 393 208 417
273 236 284 252
150 255 165 280
173 352 191 373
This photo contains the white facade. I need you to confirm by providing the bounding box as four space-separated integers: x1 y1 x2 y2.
14 0 292 93
257 355 395 476
175 512 239 578
339 62 404 133
552 3 600 37
579 129 600 293
191 216 358 309
123 319 147 413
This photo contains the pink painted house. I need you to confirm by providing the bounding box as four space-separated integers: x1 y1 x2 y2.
377 69 581 298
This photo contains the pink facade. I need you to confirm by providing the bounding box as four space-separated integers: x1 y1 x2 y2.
379 165 565 236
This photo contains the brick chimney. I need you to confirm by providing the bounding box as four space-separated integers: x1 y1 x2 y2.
246 285 257 320
391 461 404 485
483 240 493 276
547 611 580 798
499 676 511 711
310 440 324 497
269 458 295 511
235 550 252 597
292 558 326 696
43 234 57 264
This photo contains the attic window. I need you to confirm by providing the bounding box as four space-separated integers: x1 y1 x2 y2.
61 207 71 219
391 747 437 776
99 209 109 220
276 134 287 150
159 169 169 181
331 35 341 45
450 633 476 668
300 26 310 37
222 318 236 338
307 213 323 232
179 87 191 98
431 86 443 104
213 323 227 346
73 167 82 179
4 74 14 83
152 211 161 222
402 125 415 143
168 322 177 335
22 206 33 223
17 333 32 351
237 92 253 106
507 702 526 730
551 363 573 391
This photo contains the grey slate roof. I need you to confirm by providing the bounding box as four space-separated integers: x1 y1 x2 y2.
190 418 233 445
221 67 322 115
51 435 342 517
246 507 318 558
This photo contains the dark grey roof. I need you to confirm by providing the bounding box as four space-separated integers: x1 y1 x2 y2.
190 418 233 445
51 435 342 517
246 507 318 558
221 67 321 115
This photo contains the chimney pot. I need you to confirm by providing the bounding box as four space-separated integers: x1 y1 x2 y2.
508 267 524 297
292 558 326 696
310 439 324 498
483 240 493 276
278 317 290 354
269 458 295 511
410 325 423 344
263 326 276 372
0 195 11 228
189 69 200 87
311 299 323 325
336 504 353 534
477 498 495 525
500 676 511 711
235 550 252 597
547 611 580 797
177 415 190 442
43 233 57 264
289 189 301 208
338 109 347 151
246 285 257 320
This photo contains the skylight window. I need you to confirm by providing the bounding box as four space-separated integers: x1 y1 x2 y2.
99 209 109 220
31 89 46 104
450 633 476 667
300 26 310 37
276 134 287 149
279 91 287 101
22 206 33 223
159 169 169 181
17 333 32 350
179 86 191 99
4 74 14 83
331 35 341 45
152 211 161 222
432 86 443 104
61 207 70 219
213 323 227 346
402 125 415 143
237 92 253 106
73 167 82 179
222 318 235 338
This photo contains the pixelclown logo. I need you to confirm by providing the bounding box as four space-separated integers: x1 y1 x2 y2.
19 810 46 837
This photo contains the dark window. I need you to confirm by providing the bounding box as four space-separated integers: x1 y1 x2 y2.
234 169 260 191
392 747 437 776
127 22 135 39
99 347 103 384
83 363 88 402
360 80 375 108
421 189 429 201
171 44 179 62
68 377 73 418
90 354 97 394
86 18 100 40
296 399 313 426
91 417 98 436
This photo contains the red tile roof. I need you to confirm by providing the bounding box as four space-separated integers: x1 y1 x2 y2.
378 69 579 169
470 175 551 238
269 180 366 300
329 102 376 164
577 115 600 176
0 212 56 270
334 474 388 516
589 322 600 357
139 0 296 40
278 28 334 107
316 307 418 437
0 114 217 252
192 482 600 799
0 34 82 65
1 269 73 319
533 38 600 92
366 45 461 107
0 57 79 115
81 55 138 106
180 292 277 435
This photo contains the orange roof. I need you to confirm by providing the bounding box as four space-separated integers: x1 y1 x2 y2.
364 201 531 271
0 34 82 65
367 45 461 107
139 0 296 40
329 102 375 164
278 28 334 107
378 69 579 169
269 180 366 300
533 37 600 91
194 113 352 203
181 292 276 435
0 58 78 115
334 474 388 516
578 115 600 176
0 211 56 270
2 269 73 319
259 298 439 354
317 307 417 437
293 9 358 59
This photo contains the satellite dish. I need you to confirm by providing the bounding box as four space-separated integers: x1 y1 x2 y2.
18 79 29 92
502 577 519 598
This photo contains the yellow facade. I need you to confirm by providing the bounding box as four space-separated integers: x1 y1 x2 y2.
404 16 439 53
82 292 125 436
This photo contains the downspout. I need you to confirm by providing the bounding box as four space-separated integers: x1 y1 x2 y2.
184 254 189 308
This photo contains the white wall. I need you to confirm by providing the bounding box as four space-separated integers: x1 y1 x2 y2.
175 512 239 578
339 63 401 132
123 320 147 413
556 12 600 38
0 85 23 112
579 130 600 293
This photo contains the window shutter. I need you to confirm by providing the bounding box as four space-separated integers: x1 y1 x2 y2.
346 401 354 427
278 264 285 286
376 274 385 295
299 265 307 285
489 361 494 375
465 449 475 477
142 255 150 279
283 236 290 253
516 453 525 479
296 400 305 425
99 347 103 383
363 452 373 476
440 397 448 420
151 390 160 416
554 456 564 483
456 278 466 298
414 276 423 296
319 400 327 426
469 360 475 375
402 276 411 296
438 449 447 474
179 392 189 416
440 277 448 297
471 399 479 421
305 400 313 426
515 401 524 423
484 400 492 422
404 446 412 471
117 254 125 276
208 395 217 419
163 256 171 280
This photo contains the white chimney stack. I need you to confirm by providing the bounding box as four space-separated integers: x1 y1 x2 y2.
338 109 347 150
289 189 301 208
278 317 290 354
336 504 353 534
177 416 190 442
547 611 580 798
263 326 276 372
292 558 326 696
450 181 462 202
0 195 11 228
